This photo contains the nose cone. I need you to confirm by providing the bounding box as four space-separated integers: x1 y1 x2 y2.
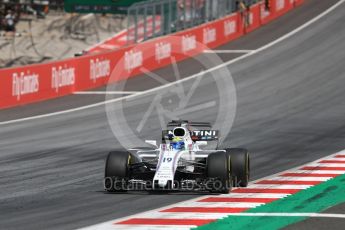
158 179 168 188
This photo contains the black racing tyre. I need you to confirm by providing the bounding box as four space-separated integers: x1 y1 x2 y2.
104 151 134 192
226 148 250 187
207 152 232 194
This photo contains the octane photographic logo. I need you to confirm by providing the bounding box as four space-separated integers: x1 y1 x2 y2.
104 178 231 192
105 36 237 150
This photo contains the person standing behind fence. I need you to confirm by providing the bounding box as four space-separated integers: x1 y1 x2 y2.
196 0 205 23
237 0 250 27
178 0 193 25
265 0 270 11
5 10 16 34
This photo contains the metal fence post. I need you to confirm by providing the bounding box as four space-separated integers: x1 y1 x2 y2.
127 9 131 44
127 0 256 44
143 5 148 40
153 3 156 38
134 8 139 43
168 0 172 34
182 0 185 29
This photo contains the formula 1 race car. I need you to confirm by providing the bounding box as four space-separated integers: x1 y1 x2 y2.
104 120 250 193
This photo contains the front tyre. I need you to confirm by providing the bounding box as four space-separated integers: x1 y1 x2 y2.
226 148 250 187
104 151 132 192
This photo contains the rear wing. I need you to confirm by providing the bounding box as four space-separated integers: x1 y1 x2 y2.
167 120 212 128
162 130 219 142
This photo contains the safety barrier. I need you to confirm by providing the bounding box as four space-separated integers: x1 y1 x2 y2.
0 0 304 109
273 0 295 18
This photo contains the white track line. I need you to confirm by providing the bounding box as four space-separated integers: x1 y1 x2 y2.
305 163 345 167
203 50 254 53
134 212 229 219
224 213 345 218
216 193 289 198
74 91 139 95
170 201 262 208
263 177 332 181
242 184 312 189
292 170 345 174
1 0 344 126
104 226 193 230
133 212 345 219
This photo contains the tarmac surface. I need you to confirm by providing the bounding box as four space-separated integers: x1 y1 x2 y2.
284 202 345 230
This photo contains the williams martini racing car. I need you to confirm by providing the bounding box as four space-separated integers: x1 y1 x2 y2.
104 120 250 193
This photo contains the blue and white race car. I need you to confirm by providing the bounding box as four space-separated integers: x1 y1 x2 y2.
104 120 250 193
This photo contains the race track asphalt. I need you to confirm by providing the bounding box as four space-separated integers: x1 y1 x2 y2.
0 0 344 229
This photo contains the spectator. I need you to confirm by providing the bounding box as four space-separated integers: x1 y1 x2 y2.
178 0 193 25
195 0 205 22
5 10 16 33
265 0 270 11
237 1 250 27
237 0 247 12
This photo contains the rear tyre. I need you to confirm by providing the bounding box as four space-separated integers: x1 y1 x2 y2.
207 152 232 194
226 148 250 187
104 151 132 192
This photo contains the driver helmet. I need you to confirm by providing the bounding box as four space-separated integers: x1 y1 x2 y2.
171 137 185 150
